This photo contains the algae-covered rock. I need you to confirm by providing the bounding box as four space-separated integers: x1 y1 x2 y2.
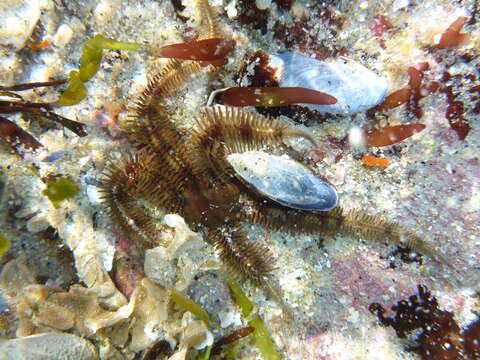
0 332 98 360
0 0 40 50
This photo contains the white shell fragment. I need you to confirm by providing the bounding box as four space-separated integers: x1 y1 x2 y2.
228 151 338 211
269 53 389 115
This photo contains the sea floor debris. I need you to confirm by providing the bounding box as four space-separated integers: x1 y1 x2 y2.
0 0 479 359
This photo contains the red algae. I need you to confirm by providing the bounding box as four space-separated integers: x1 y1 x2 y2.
29 39 51 51
238 51 280 88
435 16 469 49
0 116 42 156
377 63 433 119
370 285 480 360
150 38 235 62
370 15 394 37
221 87 337 107
441 71 471 140
366 124 426 147
211 326 255 355
380 88 411 110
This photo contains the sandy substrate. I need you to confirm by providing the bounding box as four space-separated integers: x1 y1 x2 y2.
0 0 478 359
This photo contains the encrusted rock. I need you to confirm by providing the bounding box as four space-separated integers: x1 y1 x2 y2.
0 0 41 50
0 333 98 360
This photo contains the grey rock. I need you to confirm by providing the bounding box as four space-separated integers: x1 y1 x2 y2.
0 333 98 360
0 0 41 50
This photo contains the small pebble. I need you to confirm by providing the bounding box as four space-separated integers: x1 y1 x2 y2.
53 24 73 48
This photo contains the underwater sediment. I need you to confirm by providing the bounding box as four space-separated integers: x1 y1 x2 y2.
0 0 479 359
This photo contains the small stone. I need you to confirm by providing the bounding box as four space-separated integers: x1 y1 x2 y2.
255 0 272 10
53 24 73 48
26 213 50 233
0 0 41 50
0 333 98 360
225 1 238 19
144 247 176 287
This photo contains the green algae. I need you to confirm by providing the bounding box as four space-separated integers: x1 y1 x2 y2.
79 35 142 82
42 177 80 208
225 278 253 317
248 316 281 360
226 278 281 360
59 35 142 106
196 346 212 360
170 288 212 329
58 71 88 106
0 234 10 258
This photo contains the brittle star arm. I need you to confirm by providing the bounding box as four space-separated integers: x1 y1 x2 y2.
206 224 276 285
241 200 452 270
189 106 316 185
99 151 185 248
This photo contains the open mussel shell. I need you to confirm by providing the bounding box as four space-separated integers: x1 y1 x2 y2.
228 151 338 211
264 53 388 115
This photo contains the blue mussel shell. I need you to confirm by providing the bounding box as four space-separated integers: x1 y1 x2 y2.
228 151 338 211
268 52 389 115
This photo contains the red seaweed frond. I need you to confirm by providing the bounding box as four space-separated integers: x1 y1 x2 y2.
0 116 42 157
370 285 480 360
149 38 235 65
376 62 442 121
220 86 337 107
434 16 469 49
367 124 426 147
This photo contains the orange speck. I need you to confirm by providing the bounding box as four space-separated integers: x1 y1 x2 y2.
362 154 390 168
29 39 51 51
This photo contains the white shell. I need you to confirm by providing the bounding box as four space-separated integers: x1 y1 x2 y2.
228 151 338 211
269 53 389 115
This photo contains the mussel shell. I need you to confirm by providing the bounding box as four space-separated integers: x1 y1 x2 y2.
268 53 388 115
228 151 338 211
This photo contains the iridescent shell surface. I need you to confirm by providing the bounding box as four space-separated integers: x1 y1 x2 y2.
269 53 389 115
228 151 338 211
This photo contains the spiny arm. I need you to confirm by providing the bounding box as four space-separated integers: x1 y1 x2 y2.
196 0 221 39
244 203 451 269
207 225 276 285
99 152 184 248
189 106 316 183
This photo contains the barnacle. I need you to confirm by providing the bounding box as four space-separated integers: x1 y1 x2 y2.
99 0 451 291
